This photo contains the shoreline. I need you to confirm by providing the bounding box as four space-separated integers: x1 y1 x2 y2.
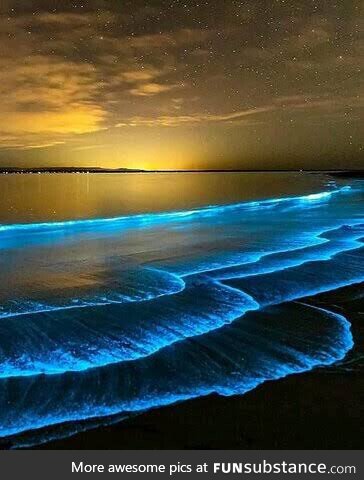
0 169 363 177
26 283 363 450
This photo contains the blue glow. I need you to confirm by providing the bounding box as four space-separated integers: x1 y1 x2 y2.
225 247 364 308
0 268 186 320
0 181 362 447
0 302 353 443
0 186 350 236
0 281 259 378
303 191 333 200
210 224 364 281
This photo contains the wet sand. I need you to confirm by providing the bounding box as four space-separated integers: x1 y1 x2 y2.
36 283 363 450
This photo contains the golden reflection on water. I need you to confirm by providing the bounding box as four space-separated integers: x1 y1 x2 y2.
0 172 328 223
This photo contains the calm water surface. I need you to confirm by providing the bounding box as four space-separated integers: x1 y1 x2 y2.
0 172 338 223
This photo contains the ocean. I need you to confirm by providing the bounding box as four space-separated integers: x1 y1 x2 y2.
0 172 362 448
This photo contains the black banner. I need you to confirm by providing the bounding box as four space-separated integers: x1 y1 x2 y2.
0 450 361 479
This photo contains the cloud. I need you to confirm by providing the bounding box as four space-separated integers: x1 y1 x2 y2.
0 53 106 148
0 1 362 160
18 142 65 151
115 106 274 127
115 94 362 128
129 82 181 97
120 69 162 83
0 8 213 148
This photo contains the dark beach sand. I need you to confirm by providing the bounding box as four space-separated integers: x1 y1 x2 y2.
35 283 363 450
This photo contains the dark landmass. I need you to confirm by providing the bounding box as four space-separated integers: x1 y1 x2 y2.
0 166 145 174
0 167 363 175
30 283 362 450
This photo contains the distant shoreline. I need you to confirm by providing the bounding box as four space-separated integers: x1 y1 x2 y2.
0 167 363 177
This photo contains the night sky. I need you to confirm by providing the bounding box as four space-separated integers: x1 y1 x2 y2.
0 1 362 170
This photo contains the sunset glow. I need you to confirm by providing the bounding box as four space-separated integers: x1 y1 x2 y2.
0 1 362 170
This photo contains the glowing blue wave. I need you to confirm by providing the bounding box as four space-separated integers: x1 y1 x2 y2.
0 186 351 236
211 224 364 281
0 267 185 320
0 181 362 446
0 302 353 442
0 228 362 378
0 281 258 378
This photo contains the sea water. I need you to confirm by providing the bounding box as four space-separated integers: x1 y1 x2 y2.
0 172 362 447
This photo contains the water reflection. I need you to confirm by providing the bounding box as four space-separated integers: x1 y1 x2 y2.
0 172 334 223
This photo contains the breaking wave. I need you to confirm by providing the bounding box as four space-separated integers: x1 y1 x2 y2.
0 182 363 447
